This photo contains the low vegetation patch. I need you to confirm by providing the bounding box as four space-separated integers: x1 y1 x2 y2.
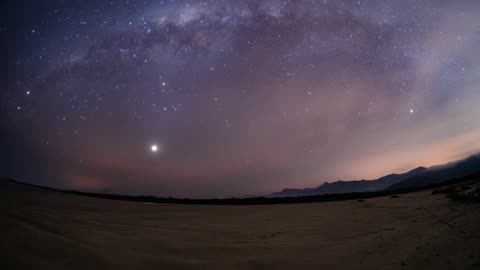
432 184 480 203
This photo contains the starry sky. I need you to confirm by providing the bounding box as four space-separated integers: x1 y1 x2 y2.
1 0 480 198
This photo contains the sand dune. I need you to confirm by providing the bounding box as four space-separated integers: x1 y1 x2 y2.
1 180 479 270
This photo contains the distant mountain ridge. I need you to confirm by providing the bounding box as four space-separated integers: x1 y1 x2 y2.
388 154 480 190
271 167 426 197
272 153 480 197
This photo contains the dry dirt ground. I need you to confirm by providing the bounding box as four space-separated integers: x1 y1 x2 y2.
1 180 479 270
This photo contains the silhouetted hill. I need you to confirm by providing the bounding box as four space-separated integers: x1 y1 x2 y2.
3 171 480 205
272 166 426 197
388 154 480 190
3 154 479 204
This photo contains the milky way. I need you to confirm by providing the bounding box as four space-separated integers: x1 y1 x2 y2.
1 0 480 197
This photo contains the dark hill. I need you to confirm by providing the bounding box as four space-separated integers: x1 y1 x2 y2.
272 166 426 197
388 154 480 190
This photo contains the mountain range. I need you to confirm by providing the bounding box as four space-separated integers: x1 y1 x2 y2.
272 153 480 197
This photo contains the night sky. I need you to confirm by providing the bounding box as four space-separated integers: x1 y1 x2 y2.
1 0 479 198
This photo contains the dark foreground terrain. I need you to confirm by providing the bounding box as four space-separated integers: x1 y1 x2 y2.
1 179 480 270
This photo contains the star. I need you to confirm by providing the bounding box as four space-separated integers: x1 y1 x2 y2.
150 144 159 153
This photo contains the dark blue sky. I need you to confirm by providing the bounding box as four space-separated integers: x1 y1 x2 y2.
1 0 479 198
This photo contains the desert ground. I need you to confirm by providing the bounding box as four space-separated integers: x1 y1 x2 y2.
1 180 479 270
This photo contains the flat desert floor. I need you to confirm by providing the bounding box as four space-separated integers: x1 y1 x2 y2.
1 181 479 270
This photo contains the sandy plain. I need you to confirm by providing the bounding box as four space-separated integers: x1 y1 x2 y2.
1 180 479 270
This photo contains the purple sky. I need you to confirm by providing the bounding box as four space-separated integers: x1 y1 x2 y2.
1 0 480 198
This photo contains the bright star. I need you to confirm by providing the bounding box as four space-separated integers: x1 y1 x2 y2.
150 144 158 152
